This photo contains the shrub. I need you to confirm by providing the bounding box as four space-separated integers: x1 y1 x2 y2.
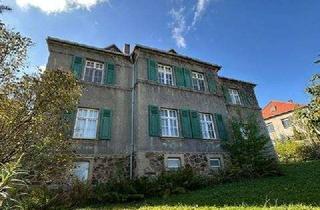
222 116 281 178
297 143 320 161
275 139 303 163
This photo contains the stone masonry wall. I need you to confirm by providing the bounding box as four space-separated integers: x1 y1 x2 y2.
137 152 229 177
91 155 130 183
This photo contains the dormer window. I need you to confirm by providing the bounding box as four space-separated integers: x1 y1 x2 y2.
83 60 104 84
271 106 277 112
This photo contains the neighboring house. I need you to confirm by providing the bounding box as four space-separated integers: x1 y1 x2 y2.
46 37 273 183
262 100 303 141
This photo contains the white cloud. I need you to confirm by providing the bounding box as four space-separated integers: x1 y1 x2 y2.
169 0 213 48
191 0 210 27
15 0 107 14
170 7 186 48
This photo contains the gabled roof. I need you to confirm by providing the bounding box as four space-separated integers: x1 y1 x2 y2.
47 37 127 57
104 44 123 54
134 44 221 70
262 100 304 119
219 76 256 86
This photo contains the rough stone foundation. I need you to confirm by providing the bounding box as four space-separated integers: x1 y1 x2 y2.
91 155 130 183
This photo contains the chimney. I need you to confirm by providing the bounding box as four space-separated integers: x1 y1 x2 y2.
123 44 130 55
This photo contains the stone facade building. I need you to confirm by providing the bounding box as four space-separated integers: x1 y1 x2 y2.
46 37 273 183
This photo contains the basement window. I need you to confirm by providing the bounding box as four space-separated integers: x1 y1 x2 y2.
72 161 89 181
166 157 181 171
209 158 221 168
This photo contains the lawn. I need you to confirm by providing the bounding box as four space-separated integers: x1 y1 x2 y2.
79 161 320 210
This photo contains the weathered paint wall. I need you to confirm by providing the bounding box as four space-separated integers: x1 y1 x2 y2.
46 39 275 180
265 112 294 141
47 41 133 157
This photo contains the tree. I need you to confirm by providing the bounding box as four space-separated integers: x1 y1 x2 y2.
222 116 279 178
293 74 320 143
0 13 82 184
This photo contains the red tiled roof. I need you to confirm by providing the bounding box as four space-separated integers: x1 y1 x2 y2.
262 100 303 119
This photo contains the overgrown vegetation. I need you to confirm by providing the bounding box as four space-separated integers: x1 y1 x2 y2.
79 161 320 210
222 116 280 178
0 5 82 209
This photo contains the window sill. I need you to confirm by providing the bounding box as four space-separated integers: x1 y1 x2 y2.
139 79 222 98
159 137 221 142
80 80 131 91
226 103 260 110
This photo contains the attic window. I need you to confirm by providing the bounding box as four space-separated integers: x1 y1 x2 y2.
270 106 277 112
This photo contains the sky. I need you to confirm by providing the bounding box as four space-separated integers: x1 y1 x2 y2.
1 0 319 107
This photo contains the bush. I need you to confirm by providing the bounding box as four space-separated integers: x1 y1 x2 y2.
275 139 303 163
297 143 320 161
222 116 281 178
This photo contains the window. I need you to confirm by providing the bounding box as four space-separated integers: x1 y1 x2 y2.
228 89 242 105
200 113 216 139
209 158 221 168
266 123 275 133
166 157 181 170
192 72 205 91
158 64 173 85
73 108 99 139
83 60 104 84
240 126 248 139
72 161 89 181
160 109 179 137
281 118 291 129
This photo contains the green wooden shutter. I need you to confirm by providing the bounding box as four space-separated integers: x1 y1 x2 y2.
99 108 112 140
180 109 192 138
222 86 231 103
147 59 158 81
206 71 217 94
63 110 76 138
190 111 202 139
215 113 228 140
183 68 192 88
105 63 115 85
240 91 250 106
148 105 160 137
71 56 84 79
175 66 185 87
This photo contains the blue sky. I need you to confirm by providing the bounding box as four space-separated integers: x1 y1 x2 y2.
1 0 319 107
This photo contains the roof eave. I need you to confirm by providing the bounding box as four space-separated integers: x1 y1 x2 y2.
134 44 222 70
46 36 128 57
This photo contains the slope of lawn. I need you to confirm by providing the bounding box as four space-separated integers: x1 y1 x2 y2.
80 161 320 210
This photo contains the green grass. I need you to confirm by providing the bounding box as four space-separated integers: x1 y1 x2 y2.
79 161 320 210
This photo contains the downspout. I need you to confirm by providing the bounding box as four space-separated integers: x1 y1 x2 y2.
129 53 136 179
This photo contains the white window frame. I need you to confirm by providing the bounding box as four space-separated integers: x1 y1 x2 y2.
192 71 205 91
281 118 291 129
199 113 216 139
166 157 181 171
158 64 174 85
83 60 104 84
209 158 221 169
72 161 90 181
266 123 275 133
73 108 99 139
228 89 242 105
160 108 179 137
